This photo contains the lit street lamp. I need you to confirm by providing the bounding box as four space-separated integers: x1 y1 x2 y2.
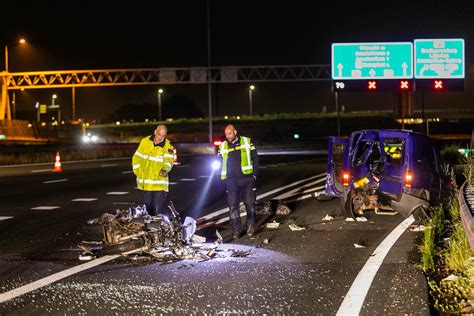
4 38 26 72
249 85 255 116
157 88 164 121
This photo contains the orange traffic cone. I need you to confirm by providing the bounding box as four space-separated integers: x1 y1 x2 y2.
53 151 62 172
173 146 180 165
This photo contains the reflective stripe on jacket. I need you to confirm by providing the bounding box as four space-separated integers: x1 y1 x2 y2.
219 136 254 180
132 137 174 191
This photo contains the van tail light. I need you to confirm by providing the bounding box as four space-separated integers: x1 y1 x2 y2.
213 140 222 146
343 170 350 187
405 172 413 188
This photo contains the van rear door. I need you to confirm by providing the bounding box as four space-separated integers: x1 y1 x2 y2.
325 136 347 197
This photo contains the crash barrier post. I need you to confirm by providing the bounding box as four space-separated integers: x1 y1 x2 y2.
53 151 62 172
459 181 474 252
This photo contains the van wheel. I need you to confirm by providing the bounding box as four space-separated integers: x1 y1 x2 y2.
412 191 430 222
340 191 356 220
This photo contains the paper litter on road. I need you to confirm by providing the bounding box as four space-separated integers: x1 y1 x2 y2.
345 217 355 222
266 221 280 229
355 216 368 222
322 214 334 221
288 223 306 231
353 243 366 248
409 224 426 232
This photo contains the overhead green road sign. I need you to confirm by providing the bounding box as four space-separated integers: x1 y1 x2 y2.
414 39 464 79
332 42 413 80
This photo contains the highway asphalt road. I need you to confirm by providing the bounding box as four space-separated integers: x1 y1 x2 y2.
0 153 429 314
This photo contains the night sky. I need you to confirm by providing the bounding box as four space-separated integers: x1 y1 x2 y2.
2 0 473 121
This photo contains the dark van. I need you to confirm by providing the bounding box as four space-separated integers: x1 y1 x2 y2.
325 129 454 219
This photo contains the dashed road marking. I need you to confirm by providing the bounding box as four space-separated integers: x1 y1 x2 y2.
72 198 98 202
121 170 133 174
101 163 117 167
336 215 415 315
31 169 52 173
199 175 211 178
169 182 178 185
180 178 196 181
106 192 129 195
0 216 13 221
31 206 61 210
43 179 68 184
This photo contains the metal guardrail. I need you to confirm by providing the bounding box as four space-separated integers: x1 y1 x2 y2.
459 181 474 251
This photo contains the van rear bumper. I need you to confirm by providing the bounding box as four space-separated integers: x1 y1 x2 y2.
389 192 429 217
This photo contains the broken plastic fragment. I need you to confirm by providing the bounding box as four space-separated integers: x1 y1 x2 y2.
322 214 334 221
266 221 280 229
288 223 306 231
409 224 426 232
353 243 366 248
345 218 355 222
192 234 206 243
355 216 368 222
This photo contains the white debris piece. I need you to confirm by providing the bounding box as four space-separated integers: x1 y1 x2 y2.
276 204 292 215
345 217 355 222
266 221 280 229
192 234 207 243
263 238 270 244
409 224 426 232
442 274 459 282
322 214 334 221
288 223 306 231
355 216 368 222
353 243 366 248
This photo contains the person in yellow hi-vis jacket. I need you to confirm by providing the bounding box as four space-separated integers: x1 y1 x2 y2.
132 124 174 216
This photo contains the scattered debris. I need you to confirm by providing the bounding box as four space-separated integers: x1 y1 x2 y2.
409 224 426 232
442 274 459 282
266 221 280 229
256 201 273 215
276 204 292 215
262 238 270 244
322 214 334 221
345 217 355 222
230 249 252 257
80 201 226 263
355 216 368 222
353 243 366 248
288 223 306 231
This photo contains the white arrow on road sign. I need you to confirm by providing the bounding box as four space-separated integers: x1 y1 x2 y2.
369 69 376 77
337 63 344 77
402 62 408 76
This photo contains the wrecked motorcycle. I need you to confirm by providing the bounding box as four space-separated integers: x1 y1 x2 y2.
81 201 200 258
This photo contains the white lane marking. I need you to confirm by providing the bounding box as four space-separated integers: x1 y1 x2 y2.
336 216 415 315
199 175 211 178
31 206 61 210
275 184 326 200
0 216 13 221
106 192 129 195
72 198 98 202
197 173 326 223
101 164 117 167
121 170 133 174
43 179 68 184
180 178 196 181
31 169 52 173
169 182 178 185
273 178 326 200
0 255 120 304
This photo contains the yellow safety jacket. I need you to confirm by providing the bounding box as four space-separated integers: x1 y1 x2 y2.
132 137 174 191
219 136 255 180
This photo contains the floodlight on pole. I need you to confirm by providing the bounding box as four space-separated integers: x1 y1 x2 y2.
249 85 255 116
4 38 26 72
157 88 164 121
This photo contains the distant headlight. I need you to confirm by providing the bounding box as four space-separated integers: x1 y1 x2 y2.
91 135 99 142
82 136 90 143
211 160 221 170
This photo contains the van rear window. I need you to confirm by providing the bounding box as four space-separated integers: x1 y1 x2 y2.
383 138 405 166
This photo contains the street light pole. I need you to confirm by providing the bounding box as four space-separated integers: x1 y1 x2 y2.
206 0 213 143
157 88 163 121
4 38 26 72
249 85 255 116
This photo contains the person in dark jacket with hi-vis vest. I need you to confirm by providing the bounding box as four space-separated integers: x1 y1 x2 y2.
218 123 259 239
132 124 174 216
